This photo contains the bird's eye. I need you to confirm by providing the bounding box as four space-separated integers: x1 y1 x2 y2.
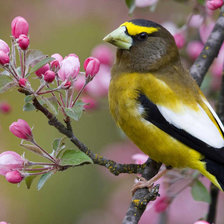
138 32 148 41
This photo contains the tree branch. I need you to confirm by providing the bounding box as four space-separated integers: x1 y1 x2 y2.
190 5 224 86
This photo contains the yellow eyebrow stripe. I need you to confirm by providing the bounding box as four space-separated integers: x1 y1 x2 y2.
120 22 159 36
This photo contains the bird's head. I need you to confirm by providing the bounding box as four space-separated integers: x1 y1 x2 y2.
103 19 180 73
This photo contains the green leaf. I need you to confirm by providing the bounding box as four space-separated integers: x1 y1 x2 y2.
37 171 53 191
64 102 84 121
60 149 93 166
191 179 211 203
0 75 15 93
52 137 65 156
30 57 54 74
25 175 37 189
25 49 46 68
24 95 34 103
41 97 58 115
125 0 135 14
23 102 35 111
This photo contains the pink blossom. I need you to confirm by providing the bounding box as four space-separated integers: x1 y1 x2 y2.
0 102 11 114
206 0 223 10
132 153 148 164
0 222 8 224
199 21 215 43
51 53 63 63
0 151 25 176
85 64 111 97
44 70 55 83
11 16 29 39
154 196 170 213
82 96 97 110
9 119 33 141
189 14 204 28
58 55 80 81
0 51 10 65
19 78 27 87
174 32 185 49
186 41 204 60
50 53 63 70
17 34 29 50
35 63 50 77
84 57 100 78
5 170 23 184
194 221 210 224
135 0 158 7
62 81 71 89
92 44 114 66
74 75 86 91
0 39 10 55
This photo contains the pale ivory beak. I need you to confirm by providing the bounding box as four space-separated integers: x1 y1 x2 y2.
103 26 132 50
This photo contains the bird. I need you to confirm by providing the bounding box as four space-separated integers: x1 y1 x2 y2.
103 19 224 191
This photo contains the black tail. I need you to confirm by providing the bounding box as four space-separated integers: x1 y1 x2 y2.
203 158 224 190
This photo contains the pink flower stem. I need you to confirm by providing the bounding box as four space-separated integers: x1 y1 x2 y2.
50 91 67 117
11 38 16 68
23 50 26 77
37 88 60 95
19 49 24 78
56 77 65 107
9 64 19 81
35 83 46 94
29 161 56 166
24 167 52 171
5 66 19 81
71 82 87 107
31 140 57 164
25 167 54 176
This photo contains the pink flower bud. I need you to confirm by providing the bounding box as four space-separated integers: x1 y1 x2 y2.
0 51 10 65
5 170 23 184
44 70 55 83
11 16 29 39
82 96 97 110
187 41 204 60
92 44 114 66
9 119 33 140
17 34 29 50
206 0 223 10
0 102 11 114
194 221 210 224
132 153 148 165
58 55 80 81
0 39 10 55
19 78 27 87
51 53 63 63
63 81 71 89
84 57 100 78
174 32 185 49
35 63 50 77
0 151 25 176
135 0 158 7
154 196 170 213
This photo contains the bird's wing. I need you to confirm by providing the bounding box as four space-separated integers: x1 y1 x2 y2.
137 92 224 164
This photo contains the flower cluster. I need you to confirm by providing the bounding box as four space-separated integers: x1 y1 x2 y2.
0 16 113 188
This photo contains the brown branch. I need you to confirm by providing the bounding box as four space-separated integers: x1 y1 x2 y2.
190 5 224 86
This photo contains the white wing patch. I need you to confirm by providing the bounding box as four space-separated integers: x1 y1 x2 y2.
157 102 224 149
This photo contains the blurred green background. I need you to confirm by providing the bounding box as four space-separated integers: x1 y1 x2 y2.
0 1 191 223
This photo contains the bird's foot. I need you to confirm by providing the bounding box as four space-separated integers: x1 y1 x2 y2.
131 168 167 195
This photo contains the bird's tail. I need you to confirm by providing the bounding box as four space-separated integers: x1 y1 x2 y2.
201 158 224 191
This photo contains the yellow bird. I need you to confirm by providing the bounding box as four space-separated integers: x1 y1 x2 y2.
103 19 224 191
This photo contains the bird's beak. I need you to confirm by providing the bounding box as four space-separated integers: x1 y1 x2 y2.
103 26 132 50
